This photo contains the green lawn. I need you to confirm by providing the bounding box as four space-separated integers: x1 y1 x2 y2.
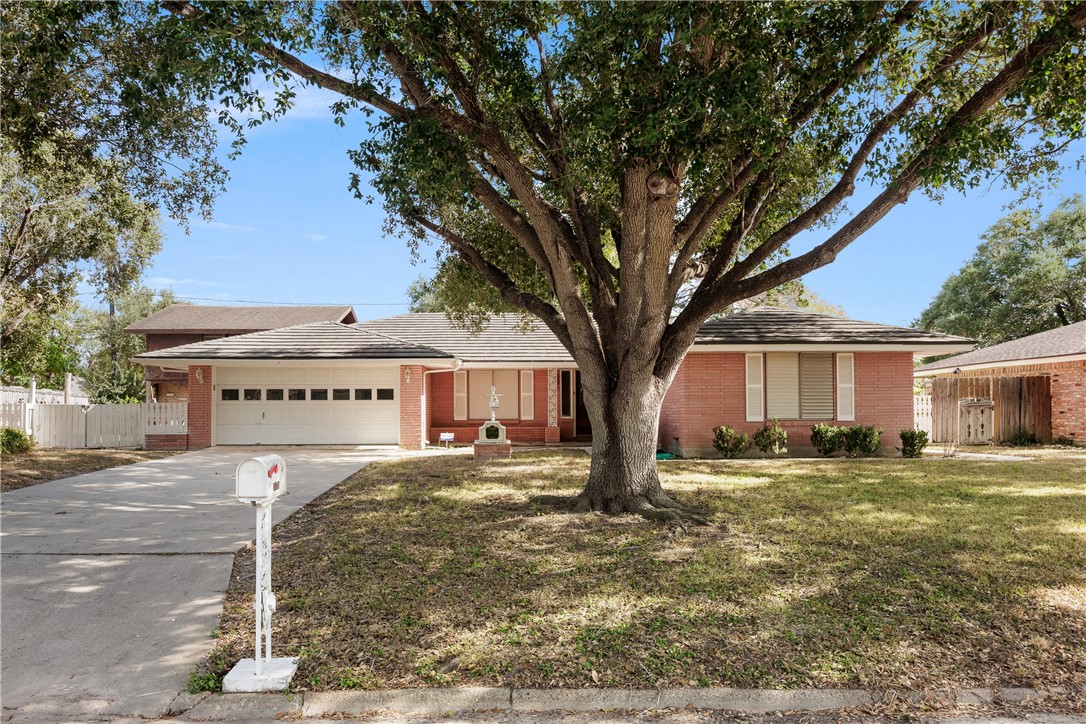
204 450 1086 694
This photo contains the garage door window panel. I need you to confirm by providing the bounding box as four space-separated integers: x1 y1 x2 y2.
376 388 394 401
266 389 284 401
222 389 240 401
311 389 329 401
355 388 372 400
244 389 262 401
288 389 306 401
333 388 350 401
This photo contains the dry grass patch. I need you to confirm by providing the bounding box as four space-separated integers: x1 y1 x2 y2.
1 448 181 491
203 451 1086 697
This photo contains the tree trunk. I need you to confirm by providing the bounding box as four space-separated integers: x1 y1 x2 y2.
573 374 697 521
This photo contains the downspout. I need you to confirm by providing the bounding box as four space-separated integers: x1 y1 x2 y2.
421 359 462 449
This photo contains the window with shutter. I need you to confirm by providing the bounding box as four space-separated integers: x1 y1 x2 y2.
765 352 800 419
520 370 534 420
745 353 764 422
836 353 855 421
453 371 467 421
799 353 834 419
468 370 519 420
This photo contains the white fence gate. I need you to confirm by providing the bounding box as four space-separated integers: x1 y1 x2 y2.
914 394 933 437
3 403 187 449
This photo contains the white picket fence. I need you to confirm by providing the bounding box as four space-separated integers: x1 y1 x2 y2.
0 386 90 406
0 402 187 449
914 394 933 437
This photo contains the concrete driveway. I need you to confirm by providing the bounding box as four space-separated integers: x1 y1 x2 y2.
0 445 429 721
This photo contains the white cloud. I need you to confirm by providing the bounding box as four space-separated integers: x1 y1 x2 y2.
302 233 329 242
197 220 257 233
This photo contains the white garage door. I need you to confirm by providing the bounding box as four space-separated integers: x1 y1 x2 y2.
215 367 399 445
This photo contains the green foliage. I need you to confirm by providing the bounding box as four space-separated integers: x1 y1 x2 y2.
1052 435 1079 447
897 429 929 459
0 152 162 385
753 419 787 456
841 425 883 458
82 288 184 403
1008 431 1042 447
0 427 34 455
187 667 220 694
711 425 750 459
810 423 844 457
916 196 1086 346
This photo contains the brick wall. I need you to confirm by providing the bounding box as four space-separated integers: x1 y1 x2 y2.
665 351 915 457
399 364 426 448
145 433 189 451
187 365 213 448
1052 362 1086 442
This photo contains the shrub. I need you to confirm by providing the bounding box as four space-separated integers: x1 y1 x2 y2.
0 427 34 455
810 423 843 457
897 429 929 458
712 425 751 459
1008 430 1042 447
1052 434 1079 447
753 419 788 456
841 425 882 457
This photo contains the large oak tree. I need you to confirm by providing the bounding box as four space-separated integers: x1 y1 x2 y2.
24 1 1086 518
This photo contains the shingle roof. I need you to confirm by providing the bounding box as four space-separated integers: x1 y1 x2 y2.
125 304 356 334
916 320 1086 373
133 321 451 361
693 308 975 347
357 313 575 363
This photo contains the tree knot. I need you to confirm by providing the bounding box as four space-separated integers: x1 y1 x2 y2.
647 172 679 199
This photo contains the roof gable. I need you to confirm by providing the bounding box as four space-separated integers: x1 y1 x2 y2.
916 320 1086 373
125 304 357 334
133 321 451 361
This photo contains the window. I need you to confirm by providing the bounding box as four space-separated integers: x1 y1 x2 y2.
355 388 372 400
311 389 329 401
244 389 261 401
468 370 517 419
836 353 855 421
520 370 535 420
560 370 573 418
332 388 350 401
376 388 394 401
453 371 467 420
221 389 240 401
760 352 837 420
288 389 306 401
745 354 763 422
266 389 284 401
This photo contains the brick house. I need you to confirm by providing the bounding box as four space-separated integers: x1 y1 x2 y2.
131 308 971 454
915 321 1086 444
125 305 357 403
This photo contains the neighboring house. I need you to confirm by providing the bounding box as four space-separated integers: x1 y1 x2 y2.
131 308 971 453
915 321 1086 444
125 305 357 402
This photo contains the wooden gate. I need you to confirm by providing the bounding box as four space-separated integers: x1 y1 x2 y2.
930 376 1051 443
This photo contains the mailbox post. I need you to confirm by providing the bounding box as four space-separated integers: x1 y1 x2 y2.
222 454 299 692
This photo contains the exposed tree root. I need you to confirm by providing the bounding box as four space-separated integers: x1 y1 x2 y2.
531 490 710 526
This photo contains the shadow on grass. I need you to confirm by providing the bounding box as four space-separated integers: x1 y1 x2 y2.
207 451 1086 693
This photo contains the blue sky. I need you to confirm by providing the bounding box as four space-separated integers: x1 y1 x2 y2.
133 85 1084 328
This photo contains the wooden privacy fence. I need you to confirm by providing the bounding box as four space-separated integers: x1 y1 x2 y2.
930 376 1051 443
1 402 187 449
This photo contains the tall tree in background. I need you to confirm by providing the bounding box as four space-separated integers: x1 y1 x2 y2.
20 2 1085 518
81 288 184 403
916 195 1085 345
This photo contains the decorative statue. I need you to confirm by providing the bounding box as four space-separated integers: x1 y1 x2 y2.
488 385 500 421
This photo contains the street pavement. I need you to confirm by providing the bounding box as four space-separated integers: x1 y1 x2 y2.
0 445 429 721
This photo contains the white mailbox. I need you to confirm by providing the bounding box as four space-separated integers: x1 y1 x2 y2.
236 454 286 504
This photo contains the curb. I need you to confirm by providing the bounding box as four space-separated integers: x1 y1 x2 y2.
177 686 1056 720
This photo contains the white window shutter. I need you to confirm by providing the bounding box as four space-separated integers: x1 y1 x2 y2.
745 353 764 422
453 370 467 421
520 370 535 420
837 353 855 421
